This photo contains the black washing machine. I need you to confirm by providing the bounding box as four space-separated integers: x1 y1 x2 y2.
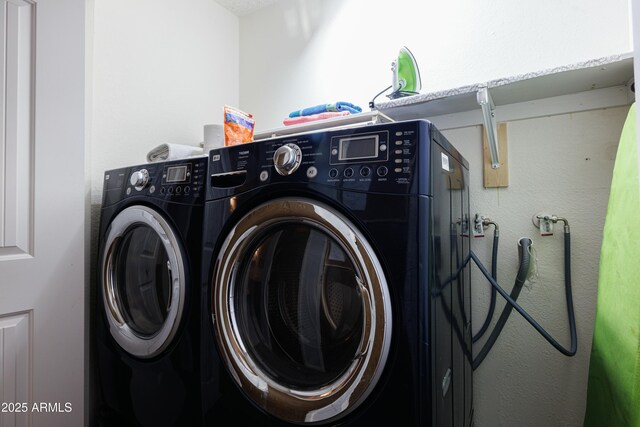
96 157 207 426
200 120 473 426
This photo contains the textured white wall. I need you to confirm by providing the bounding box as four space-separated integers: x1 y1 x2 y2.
239 0 631 130
237 1 631 425
444 106 627 426
91 0 239 203
89 5 238 418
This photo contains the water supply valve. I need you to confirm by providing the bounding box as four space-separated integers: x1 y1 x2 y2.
473 214 499 238
533 213 570 236
533 213 554 236
473 214 485 238
539 216 554 236
459 214 470 237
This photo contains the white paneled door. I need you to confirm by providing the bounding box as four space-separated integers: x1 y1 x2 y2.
0 0 86 426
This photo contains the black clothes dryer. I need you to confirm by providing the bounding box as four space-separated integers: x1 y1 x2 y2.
201 120 473 426
96 158 207 426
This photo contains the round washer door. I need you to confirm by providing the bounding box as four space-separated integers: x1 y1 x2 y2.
212 197 392 424
101 205 186 359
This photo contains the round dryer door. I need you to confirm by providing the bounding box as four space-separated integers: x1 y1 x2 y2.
101 205 186 358
212 197 392 424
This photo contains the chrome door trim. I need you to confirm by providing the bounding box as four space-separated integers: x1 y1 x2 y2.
101 205 186 358
212 197 392 424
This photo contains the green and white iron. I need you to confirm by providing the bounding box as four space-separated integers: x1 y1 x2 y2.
389 46 421 99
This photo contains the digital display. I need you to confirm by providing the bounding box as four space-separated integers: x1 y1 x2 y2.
339 135 378 160
166 165 187 183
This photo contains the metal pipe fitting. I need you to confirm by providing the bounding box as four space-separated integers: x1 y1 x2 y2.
554 216 570 233
536 214 570 233
482 218 499 236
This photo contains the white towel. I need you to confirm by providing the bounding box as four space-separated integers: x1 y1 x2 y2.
146 143 204 163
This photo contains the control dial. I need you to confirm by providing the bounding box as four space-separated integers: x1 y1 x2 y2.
273 143 302 176
130 169 150 191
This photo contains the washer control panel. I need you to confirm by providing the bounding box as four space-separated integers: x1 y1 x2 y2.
103 158 207 206
207 120 459 199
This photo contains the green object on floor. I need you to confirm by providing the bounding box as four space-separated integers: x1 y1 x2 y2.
584 103 640 427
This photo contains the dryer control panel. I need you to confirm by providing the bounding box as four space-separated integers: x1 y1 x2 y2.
207 120 468 201
102 157 207 207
